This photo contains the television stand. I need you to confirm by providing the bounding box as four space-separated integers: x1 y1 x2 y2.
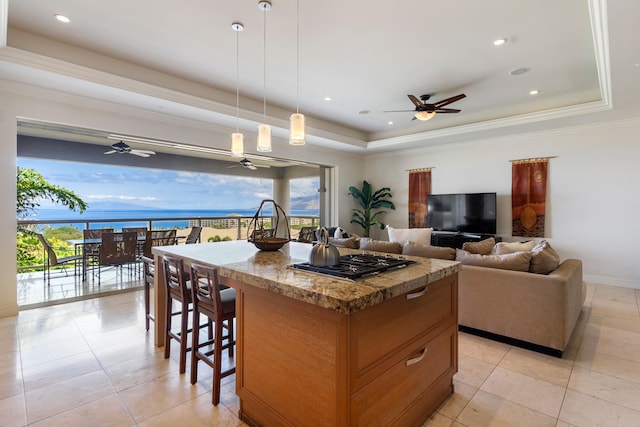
431 232 498 249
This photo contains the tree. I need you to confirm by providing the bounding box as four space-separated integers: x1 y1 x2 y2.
348 180 395 237
16 167 88 268
17 167 88 221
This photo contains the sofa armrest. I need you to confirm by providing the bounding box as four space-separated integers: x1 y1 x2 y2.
459 259 585 352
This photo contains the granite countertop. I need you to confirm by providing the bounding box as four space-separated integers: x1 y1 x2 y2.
153 240 459 314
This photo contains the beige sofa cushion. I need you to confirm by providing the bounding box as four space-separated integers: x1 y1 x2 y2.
387 226 432 245
359 238 402 254
462 237 495 255
328 237 359 249
529 240 561 274
402 241 456 260
456 249 532 272
492 240 538 255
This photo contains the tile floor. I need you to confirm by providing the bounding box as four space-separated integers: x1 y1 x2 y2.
17 264 144 309
1 281 639 426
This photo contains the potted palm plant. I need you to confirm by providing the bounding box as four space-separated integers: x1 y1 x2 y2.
348 180 395 237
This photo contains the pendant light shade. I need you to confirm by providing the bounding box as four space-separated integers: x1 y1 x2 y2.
231 132 244 157
289 0 305 146
257 124 271 152
289 113 305 145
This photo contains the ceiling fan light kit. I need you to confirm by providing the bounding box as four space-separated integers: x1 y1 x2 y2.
415 111 436 121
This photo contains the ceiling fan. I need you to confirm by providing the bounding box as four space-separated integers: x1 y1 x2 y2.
384 94 466 121
104 141 156 157
227 158 269 171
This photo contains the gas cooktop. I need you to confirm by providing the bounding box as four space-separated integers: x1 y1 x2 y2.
292 253 418 279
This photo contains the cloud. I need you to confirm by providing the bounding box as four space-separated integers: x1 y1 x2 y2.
17 158 319 210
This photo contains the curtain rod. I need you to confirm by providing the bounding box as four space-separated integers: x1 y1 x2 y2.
405 167 434 172
509 156 557 163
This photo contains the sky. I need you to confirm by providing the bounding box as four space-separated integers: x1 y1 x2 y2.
17 158 319 211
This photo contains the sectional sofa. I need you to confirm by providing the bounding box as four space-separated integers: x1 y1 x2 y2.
329 234 585 357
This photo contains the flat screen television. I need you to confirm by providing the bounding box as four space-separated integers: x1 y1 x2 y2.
427 192 497 235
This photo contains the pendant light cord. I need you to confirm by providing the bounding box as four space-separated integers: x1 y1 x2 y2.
263 5 267 122
236 27 240 133
296 0 300 114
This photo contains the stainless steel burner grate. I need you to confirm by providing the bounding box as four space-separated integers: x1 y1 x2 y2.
292 253 417 279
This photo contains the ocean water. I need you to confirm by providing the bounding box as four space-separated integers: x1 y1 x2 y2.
28 208 319 231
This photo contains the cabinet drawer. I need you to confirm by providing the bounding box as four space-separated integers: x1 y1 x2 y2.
350 325 456 427
350 274 456 376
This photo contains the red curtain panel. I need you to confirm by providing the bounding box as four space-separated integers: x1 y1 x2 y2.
512 159 548 237
408 169 431 228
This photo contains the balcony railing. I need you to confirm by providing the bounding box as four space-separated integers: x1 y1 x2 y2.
17 214 319 272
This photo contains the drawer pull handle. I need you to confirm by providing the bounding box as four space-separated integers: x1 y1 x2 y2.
406 287 428 300
406 348 428 366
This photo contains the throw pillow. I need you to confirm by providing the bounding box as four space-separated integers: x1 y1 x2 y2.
333 227 348 238
462 237 495 255
529 240 561 274
402 241 455 260
492 240 538 255
455 249 532 272
328 237 359 249
359 238 402 254
314 226 348 241
387 225 433 245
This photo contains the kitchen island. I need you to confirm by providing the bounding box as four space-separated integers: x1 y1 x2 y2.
152 240 459 427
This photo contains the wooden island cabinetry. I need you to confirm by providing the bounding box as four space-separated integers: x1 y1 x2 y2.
152 241 459 427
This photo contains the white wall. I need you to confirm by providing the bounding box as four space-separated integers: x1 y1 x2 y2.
364 118 640 289
0 86 364 316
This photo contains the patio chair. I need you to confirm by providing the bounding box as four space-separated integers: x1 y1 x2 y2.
97 231 138 285
143 229 177 258
36 233 82 286
83 228 113 276
297 226 316 243
185 226 202 244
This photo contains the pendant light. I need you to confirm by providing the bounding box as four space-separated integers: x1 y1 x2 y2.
257 1 272 152
231 22 244 157
289 0 305 145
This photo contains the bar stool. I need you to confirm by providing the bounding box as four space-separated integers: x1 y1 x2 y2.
141 255 155 331
162 254 212 374
189 262 236 405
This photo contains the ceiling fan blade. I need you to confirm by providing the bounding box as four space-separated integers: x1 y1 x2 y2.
407 95 424 108
130 151 151 157
434 108 461 113
433 94 466 108
383 109 416 113
104 150 117 154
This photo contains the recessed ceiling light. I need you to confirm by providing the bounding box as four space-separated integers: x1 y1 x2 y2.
387 121 394 125
529 89 540 95
54 14 70 23
323 96 332 102
358 110 370 115
510 67 530 76
493 38 508 46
